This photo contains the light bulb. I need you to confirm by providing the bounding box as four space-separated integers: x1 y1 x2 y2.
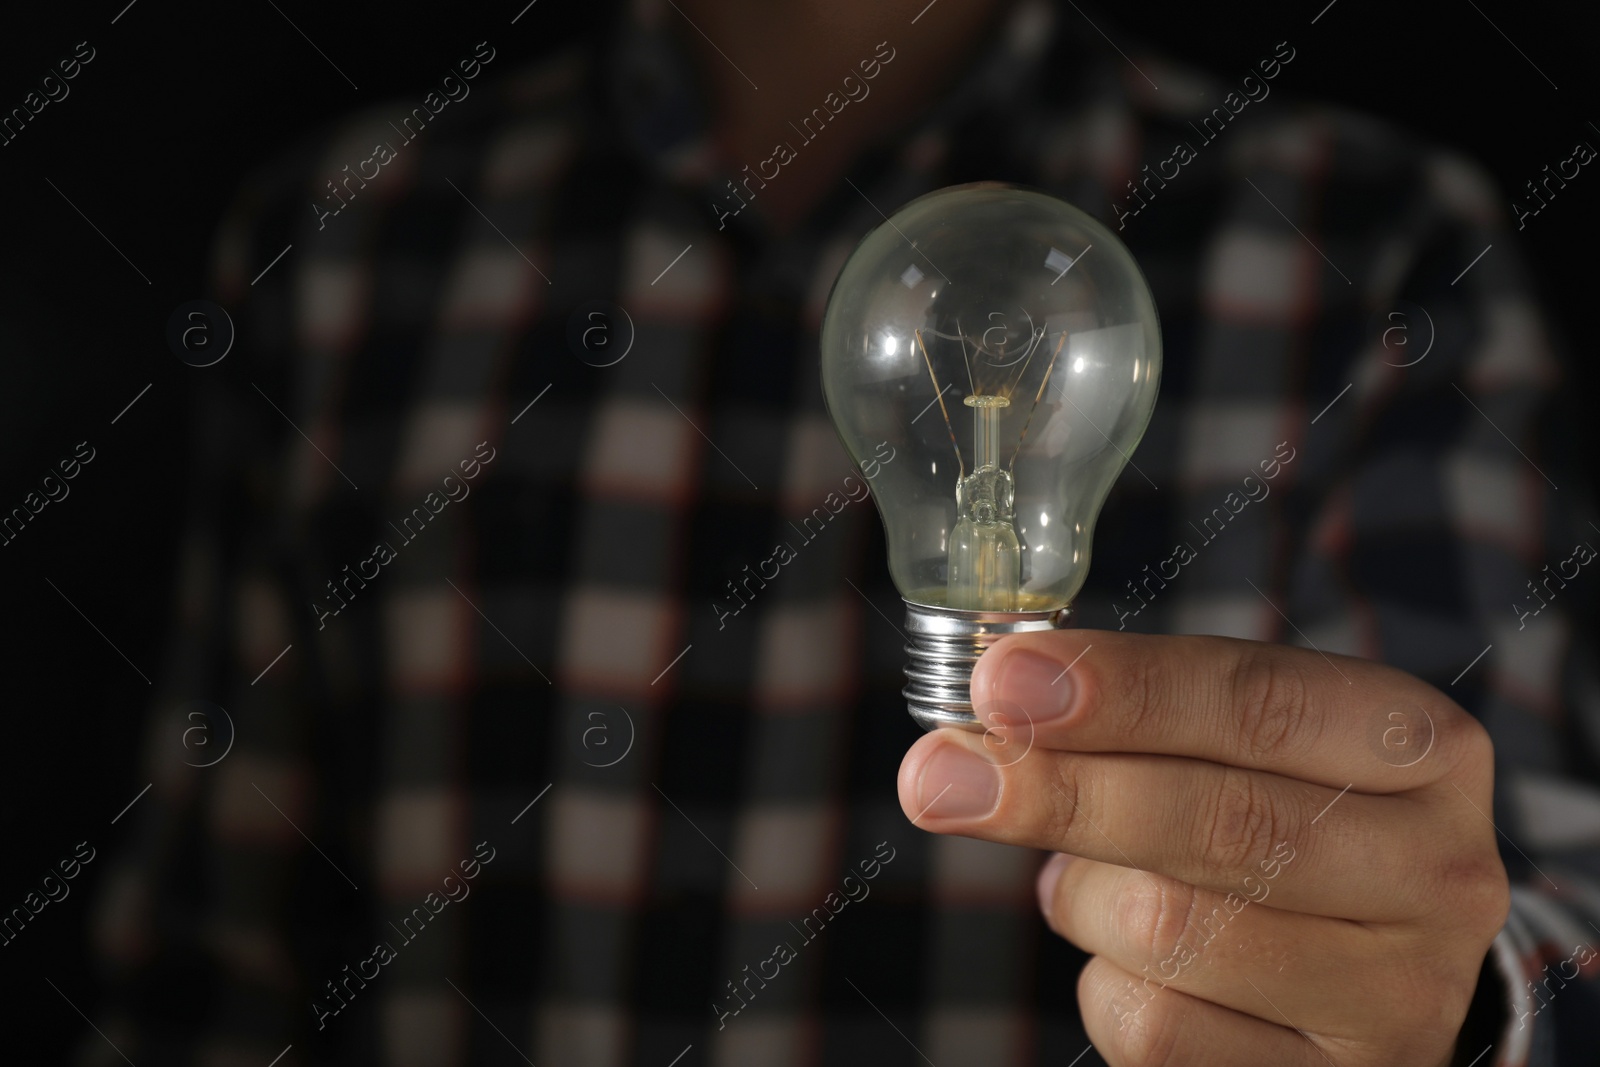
820 183 1162 731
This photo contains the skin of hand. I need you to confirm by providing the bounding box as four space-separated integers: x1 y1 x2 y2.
896 630 1510 1067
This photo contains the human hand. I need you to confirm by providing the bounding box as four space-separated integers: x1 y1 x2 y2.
896 631 1509 1067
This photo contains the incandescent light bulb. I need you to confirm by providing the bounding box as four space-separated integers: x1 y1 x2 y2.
820 183 1162 730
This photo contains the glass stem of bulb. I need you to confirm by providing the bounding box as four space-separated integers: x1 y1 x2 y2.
948 394 1020 611
973 393 1002 470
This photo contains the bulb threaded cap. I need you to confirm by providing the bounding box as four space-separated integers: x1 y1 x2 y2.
901 601 1070 732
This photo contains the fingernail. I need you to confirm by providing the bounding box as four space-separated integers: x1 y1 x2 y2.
917 742 1001 820
1036 852 1076 916
998 650 1078 724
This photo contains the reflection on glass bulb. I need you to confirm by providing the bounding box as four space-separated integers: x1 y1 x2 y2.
820 182 1162 730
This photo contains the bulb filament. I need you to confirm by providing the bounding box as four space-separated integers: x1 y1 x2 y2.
914 324 1071 611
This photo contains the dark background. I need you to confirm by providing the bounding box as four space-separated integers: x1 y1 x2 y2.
1 0 1596 1060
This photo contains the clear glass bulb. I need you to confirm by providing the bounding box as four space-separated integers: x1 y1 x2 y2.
820 183 1161 730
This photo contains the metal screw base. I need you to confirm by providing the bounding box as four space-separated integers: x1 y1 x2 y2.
902 600 1070 731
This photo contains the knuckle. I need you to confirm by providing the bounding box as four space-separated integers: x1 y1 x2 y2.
1077 955 1132 1027
1200 765 1294 875
1392 975 1463 1057
1046 759 1087 848
1385 945 1451 1012
1436 849 1511 938
1404 804 1510 932
1108 984 1185 1067
1425 978 1469 1035
1119 649 1171 743
1114 876 1202 972
1227 647 1319 765
1446 709 1496 779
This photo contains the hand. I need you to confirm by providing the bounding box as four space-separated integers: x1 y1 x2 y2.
895 631 1509 1067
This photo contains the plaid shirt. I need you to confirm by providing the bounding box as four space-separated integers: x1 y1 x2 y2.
89 2 1600 1064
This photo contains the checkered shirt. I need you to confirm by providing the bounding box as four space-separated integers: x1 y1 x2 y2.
88 2 1600 1065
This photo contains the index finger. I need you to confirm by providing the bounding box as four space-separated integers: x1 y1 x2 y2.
968 630 1473 793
